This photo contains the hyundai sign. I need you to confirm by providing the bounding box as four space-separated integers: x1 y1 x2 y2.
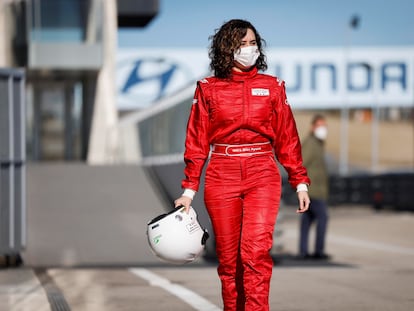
117 49 209 110
117 47 414 110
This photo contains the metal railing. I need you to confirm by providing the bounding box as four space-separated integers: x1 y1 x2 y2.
0 68 26 265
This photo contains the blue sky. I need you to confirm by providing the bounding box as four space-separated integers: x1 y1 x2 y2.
118 0 414 49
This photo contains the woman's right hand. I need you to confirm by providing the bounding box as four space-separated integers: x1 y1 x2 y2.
174 196 192 213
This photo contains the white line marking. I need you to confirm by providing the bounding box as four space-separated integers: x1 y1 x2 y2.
129 268 221 311
328 234 414 256
285 229 414 255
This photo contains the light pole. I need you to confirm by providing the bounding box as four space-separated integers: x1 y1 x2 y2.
371 63 380 173
339 14 360 176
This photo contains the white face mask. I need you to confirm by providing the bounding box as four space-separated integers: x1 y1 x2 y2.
234 46 260 68
314 126 328 141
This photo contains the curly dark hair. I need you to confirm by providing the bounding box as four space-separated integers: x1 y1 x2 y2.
208 19 267 78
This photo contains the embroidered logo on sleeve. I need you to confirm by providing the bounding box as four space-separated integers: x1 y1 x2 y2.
251 88 270 96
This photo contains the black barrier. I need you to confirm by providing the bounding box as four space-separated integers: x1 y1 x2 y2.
282 172 414 211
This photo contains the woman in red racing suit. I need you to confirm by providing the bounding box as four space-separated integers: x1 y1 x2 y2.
175 19 311 311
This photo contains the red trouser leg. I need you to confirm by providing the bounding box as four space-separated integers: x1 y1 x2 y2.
205 155 281 311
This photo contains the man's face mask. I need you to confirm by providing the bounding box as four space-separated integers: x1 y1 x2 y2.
314 126 328 141
234 46 260 68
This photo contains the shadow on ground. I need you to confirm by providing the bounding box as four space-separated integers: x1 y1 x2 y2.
271 253 355 268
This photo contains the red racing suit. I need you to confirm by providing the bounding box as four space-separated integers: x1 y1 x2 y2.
182 67 310 311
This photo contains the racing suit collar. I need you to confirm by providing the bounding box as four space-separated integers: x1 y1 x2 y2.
231 67 258 81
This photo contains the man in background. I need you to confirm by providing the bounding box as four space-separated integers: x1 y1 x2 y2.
299 114 331 260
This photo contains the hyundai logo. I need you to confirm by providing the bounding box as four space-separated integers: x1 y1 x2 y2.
117 57 194 110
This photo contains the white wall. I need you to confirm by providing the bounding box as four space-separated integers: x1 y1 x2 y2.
0 1 14 67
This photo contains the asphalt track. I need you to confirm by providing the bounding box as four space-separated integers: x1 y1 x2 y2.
1 205 413 311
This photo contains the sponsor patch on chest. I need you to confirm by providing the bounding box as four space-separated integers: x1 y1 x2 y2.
251 88 270 96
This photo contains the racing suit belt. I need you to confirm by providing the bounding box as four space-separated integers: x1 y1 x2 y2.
212 142 273 156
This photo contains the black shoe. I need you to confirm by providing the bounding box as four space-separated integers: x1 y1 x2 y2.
312 253 332 260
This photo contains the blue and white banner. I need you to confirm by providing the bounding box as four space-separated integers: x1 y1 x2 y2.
117 47 414 110
116 49 209 110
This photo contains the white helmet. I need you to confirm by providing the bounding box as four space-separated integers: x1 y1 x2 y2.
147 206 209 264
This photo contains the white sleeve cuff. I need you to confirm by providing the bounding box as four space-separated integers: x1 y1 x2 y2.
182 189 196 200
296 183 308 192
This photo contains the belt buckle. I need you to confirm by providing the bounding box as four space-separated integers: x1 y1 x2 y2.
217 143 270 156
225 145 232 156
225 145 241 156
225 145 257 156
